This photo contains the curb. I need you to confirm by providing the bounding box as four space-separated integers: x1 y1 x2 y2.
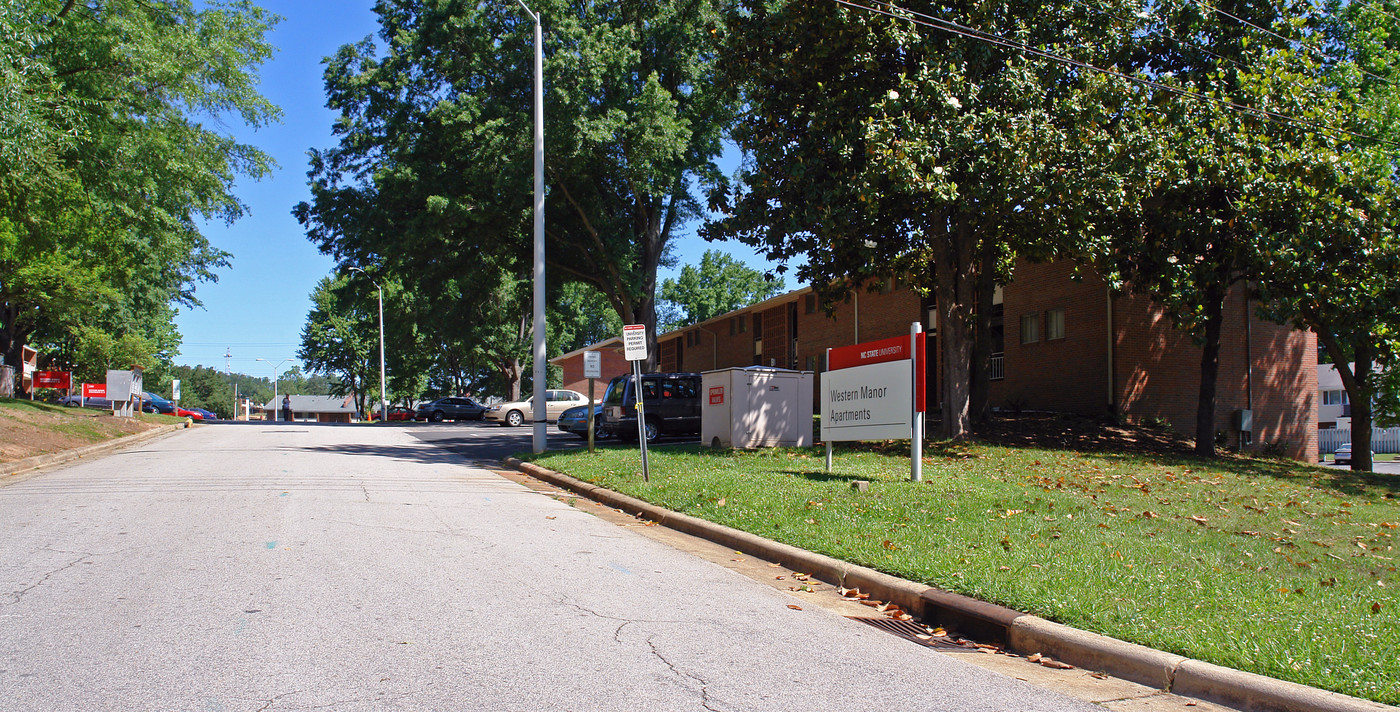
0 422 189 480
503 457 1395 712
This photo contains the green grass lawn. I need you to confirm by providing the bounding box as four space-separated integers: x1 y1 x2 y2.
525 441 1399 704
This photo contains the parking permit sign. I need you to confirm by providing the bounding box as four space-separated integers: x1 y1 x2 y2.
622 324 648 361
583 350 602 379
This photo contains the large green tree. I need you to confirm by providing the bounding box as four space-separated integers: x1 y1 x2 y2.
708 0 1135 439
658 249 784 332
299 276 380 417
1248 0 1400 470
0 0 279 387
295 0 733 373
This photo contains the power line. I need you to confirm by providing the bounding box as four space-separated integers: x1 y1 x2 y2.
1191 0 1398 87
831 0 1400 149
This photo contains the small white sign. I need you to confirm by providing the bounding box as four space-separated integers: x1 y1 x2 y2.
583 350 602 379
172 379 181 402
622 324 648 361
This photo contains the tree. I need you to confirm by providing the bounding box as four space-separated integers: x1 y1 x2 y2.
1248 0 1400 470
708 0 1135 439
295 0 734 372
658 250 784 332
0 0 279 386
299 276 379 417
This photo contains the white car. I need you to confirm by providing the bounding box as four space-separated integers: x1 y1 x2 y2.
485 389 591 427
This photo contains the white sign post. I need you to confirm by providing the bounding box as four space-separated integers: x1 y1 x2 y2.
820 324 926 481
621 324 650 482
583 351 602 453
172 379 181 404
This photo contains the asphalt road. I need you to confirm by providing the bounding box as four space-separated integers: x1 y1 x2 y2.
0 423 1102 711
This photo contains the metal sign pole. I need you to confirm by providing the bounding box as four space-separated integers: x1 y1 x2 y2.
587 376 596 454
911 321 923 482
633 361 650 482
824 346 832 474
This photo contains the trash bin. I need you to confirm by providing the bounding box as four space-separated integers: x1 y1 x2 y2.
701 367 814 448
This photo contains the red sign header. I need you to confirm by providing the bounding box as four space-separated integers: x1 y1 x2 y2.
83 383 107 398
34 371 71 389
828 335 915 371
827 333 927 413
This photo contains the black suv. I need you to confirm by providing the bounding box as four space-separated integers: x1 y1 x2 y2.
599 372 702 442
415 397 486 422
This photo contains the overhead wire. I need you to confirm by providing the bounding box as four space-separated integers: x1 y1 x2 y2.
1191 0 1398 86
830 0 1400 149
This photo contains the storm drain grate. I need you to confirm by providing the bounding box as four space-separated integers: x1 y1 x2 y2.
847 617 970 650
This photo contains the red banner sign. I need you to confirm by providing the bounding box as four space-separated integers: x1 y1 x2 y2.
34 371 71 389
83 383 107 398
827 334 927 413
708 386 725 405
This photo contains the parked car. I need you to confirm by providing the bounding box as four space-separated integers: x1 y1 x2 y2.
371 405 417 422
174 406 204 421
184 407 218 421
141 392 176 415
598 373 702 442
415 397 486 422
557 404 610 440
486 389 590 427
54 394 113 409
1333 443 1374 465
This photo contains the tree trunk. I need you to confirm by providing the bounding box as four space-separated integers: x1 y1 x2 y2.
1194 280 1226 458
1350 338 1375 472
969 236 997 426
934 214 977 440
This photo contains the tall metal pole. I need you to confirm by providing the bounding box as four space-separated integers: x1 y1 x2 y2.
376 282 387 422
351 266 389 423
516 0 547 454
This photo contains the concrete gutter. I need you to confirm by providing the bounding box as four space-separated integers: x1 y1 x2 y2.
505 457 1394 712
0 421 190 481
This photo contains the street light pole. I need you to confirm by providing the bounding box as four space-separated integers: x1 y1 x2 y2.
350 267 389 423
256 358 291 421
514 0 547 454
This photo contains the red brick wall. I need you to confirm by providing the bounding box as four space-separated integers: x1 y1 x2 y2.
999 261 1112 416
556 344 629 397
1113 289 1317 461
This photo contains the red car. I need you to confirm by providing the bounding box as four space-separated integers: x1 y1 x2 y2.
175 407 204 421
371 406 416 422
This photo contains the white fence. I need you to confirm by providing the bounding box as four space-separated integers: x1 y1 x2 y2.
1318 427 1400 454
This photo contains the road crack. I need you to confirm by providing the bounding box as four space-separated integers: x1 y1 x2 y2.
647 636 721 712
5 552 91 606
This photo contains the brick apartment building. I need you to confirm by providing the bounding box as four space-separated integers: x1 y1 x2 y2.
552 259 1318 461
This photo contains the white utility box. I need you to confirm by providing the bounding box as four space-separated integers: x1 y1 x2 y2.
702 367 814 448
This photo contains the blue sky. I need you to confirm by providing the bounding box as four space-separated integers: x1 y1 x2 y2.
175 0 778 376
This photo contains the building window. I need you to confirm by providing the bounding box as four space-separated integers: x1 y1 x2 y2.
805 294 816 314
805 355 817 371
1323 390 1349 406
1046 308 1065 340
739 315 748 334
1020 314 1039 344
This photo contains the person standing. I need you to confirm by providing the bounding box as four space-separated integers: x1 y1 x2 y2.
281 394 293 422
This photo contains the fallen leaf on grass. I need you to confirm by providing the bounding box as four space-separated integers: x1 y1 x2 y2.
1190 515 1209 525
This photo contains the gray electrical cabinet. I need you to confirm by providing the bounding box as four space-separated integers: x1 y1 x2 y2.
701 367 814 448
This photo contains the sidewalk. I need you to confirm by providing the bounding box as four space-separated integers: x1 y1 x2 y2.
505 456 1395 712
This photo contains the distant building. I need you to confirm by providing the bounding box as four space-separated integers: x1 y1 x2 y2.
553 259 1318 461
260 394 359 423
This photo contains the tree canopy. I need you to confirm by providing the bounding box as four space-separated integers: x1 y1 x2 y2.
0 0 280 388
658 250 784 332
295 0 735 376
